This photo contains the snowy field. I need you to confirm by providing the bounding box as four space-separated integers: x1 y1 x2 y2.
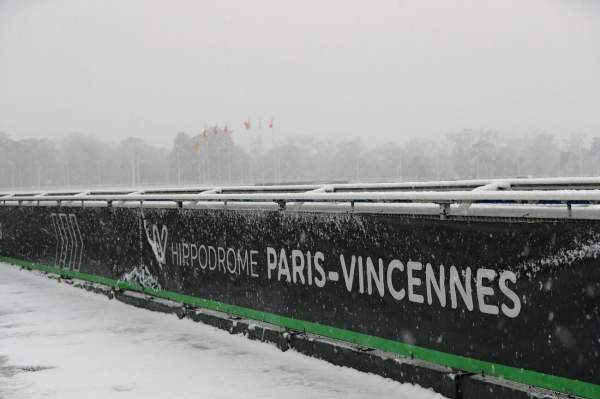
0 263 445 399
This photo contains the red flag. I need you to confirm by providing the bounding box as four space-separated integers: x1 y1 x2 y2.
268 119 274 129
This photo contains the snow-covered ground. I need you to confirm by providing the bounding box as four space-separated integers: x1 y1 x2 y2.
0 263 445 399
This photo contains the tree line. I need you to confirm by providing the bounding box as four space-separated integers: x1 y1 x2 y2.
1 129 599 190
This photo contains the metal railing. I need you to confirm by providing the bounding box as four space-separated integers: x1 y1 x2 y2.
2 177 600 219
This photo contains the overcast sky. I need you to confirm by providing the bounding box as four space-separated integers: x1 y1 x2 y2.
1 0 599 147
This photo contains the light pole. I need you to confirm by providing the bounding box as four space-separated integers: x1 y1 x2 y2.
36 161 42 189
176 148 182 185
7 160 16 189
396 158 402 181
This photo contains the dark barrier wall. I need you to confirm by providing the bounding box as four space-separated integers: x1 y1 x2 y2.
0 206 599 398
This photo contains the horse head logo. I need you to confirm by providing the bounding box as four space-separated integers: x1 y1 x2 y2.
144 221 168 267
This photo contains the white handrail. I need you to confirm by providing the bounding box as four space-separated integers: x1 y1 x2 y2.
2 189 600 204
4 178 600 212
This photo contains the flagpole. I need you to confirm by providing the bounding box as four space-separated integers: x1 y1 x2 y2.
203 142 207 183
227 125 232 184
196 138 204 185
272 124 276 183
246 128 251 185
176 148 181 185
261 133 265 184
217 126 222 184
240 148 245 184
247 128 253 185
276 126 280 182
206 131 211 184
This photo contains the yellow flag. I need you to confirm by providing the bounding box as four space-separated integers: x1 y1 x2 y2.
192 142 200 154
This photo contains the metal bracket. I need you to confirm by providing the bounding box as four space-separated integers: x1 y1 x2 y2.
439 203 450 220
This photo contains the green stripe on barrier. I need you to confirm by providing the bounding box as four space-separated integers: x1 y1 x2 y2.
1 256 598 399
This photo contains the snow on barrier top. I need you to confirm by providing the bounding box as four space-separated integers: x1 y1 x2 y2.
4 176 600 219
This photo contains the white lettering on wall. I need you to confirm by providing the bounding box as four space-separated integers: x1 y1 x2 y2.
150 223 522 319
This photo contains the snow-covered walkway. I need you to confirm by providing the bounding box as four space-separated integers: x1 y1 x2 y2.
0 263 445 399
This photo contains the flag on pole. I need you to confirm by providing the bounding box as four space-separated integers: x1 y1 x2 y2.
192 141 201 154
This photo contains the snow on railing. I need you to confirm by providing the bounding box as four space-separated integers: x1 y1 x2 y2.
5 175 600 197
2 189 600 204
3 177 600 219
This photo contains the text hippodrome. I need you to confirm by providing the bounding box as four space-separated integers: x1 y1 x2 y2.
170 242 521 318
